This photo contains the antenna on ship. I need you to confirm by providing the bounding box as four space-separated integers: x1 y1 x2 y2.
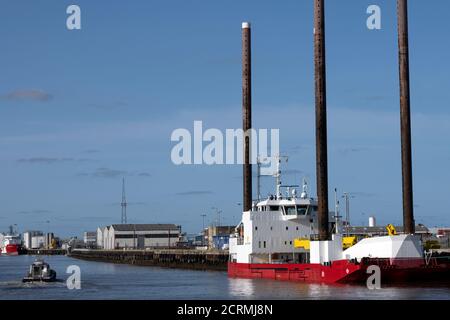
334 188 342 234
275 156 281 199
300 178 308 199
256 156 262 202
121 177 127 224
273 155 288 199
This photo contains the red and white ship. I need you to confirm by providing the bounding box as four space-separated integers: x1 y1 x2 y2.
1 234 21 256
228 160 450 284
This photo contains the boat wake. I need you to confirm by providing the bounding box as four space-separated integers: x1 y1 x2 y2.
0 279 65 289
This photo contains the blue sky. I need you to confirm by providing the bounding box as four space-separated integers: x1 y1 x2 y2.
1 0 449 237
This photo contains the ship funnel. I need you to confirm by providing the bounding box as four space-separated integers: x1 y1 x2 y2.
313 0 330 241
242 21 252 212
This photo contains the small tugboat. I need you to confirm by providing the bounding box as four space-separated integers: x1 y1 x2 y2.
22 259 57 283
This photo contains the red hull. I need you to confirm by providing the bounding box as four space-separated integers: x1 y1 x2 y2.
2 244 19 256
228 257 450 284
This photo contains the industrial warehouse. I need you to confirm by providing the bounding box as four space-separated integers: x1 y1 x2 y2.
97 224 182 250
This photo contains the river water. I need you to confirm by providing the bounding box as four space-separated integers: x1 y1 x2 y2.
0 255 448 300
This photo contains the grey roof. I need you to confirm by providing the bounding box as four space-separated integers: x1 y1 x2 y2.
347 225 429 234
111 224 179 232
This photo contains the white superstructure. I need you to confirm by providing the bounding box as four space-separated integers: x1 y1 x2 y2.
230 159 342 264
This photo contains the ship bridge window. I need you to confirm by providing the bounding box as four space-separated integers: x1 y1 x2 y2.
284 206 296 215
269 206 280 211
296 205 308 216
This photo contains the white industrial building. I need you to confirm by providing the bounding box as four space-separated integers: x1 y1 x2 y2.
96 226 111 249
99 224 181 250
31 235 45 249
23 231 44 249
83 231 97 247
96 226 107 248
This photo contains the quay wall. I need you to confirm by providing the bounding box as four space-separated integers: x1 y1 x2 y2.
22 249 67 255
68 249 228 271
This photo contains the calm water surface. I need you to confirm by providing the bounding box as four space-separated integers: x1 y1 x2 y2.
0 255 449 300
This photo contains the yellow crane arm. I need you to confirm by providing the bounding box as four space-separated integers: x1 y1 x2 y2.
386 224 397 236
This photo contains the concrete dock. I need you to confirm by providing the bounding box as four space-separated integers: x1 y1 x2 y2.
68 249 228 271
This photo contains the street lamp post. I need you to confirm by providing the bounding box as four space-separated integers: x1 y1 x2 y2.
342 193 355 236
200 214 207 246
218 210 222 227
211 207 222 227
134 224 136 249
